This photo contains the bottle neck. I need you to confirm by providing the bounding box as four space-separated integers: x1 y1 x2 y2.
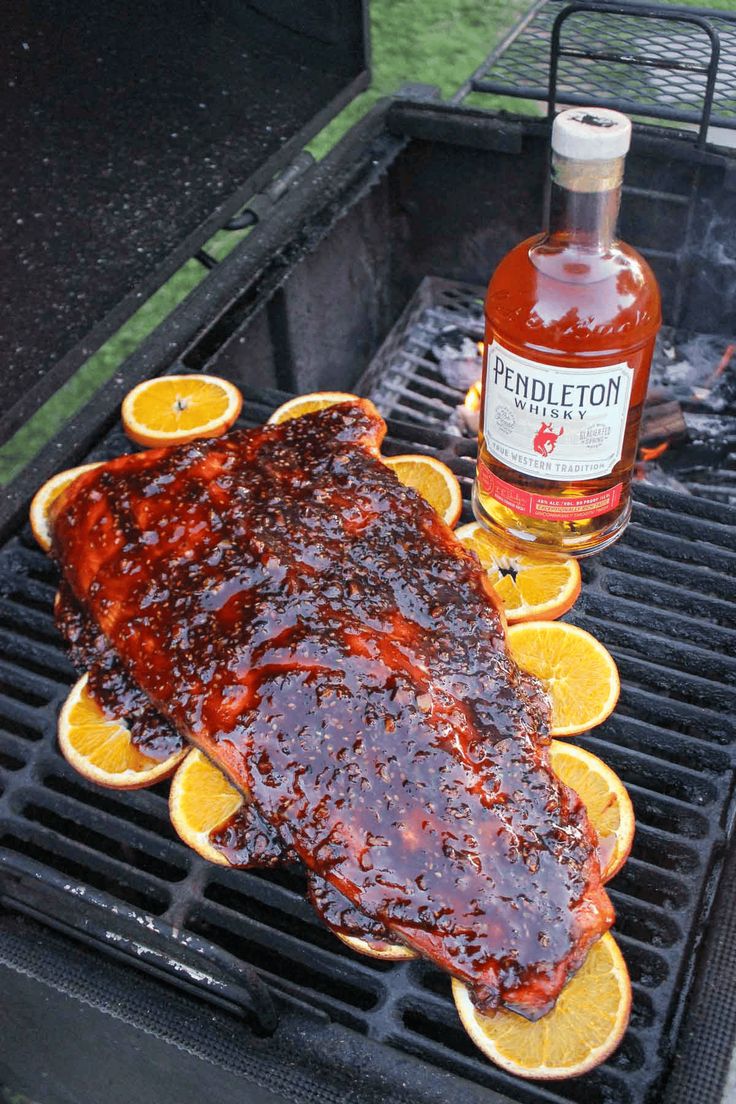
546 153 624 252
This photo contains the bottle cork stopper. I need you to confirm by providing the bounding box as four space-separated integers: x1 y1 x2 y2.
552 108 632 161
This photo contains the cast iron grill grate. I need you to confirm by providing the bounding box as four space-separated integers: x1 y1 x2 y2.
458 1 736 134
1 391 735 1104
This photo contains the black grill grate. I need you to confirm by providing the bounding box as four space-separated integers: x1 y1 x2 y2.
458 1 736 135
1 391 736 1104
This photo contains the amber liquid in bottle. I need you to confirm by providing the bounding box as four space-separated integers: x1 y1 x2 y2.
474 144 661 556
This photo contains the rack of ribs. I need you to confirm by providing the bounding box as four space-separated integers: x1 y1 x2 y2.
51 399 614 1020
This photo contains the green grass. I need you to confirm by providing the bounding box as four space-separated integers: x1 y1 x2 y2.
307 0 532 158
0 0 529 484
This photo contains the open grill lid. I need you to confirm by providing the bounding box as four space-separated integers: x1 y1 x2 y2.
0 0 368 436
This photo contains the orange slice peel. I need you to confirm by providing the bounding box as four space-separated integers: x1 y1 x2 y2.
507 620 620 737
549 739 634 881
453 932 631 1079
383 453 463 528
335 932 417 961
30 463 104 552
267 391 364 425
58 674 187 789
169 748 245 866
455 522 580 622
121 374 242 448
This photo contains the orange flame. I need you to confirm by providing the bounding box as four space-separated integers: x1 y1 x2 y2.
464 380 483 413
711 342 735 383
476 341 485 356
692 343 736 399
639 441 670 461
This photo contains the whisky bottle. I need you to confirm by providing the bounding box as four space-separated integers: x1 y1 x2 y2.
474 107 661 556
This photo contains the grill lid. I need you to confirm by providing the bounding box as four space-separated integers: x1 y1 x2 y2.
0 0 368 434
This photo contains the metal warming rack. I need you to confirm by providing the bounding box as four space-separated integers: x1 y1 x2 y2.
457 1 736 136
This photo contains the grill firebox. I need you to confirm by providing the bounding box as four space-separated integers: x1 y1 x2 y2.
1 391 735 1104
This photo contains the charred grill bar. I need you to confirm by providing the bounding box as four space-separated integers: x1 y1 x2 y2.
2 3 736 1104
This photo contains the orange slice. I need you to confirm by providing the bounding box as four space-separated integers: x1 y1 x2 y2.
121 374 242 448
267 391 363 425
30 462 104 552
507 621 620 737
58 674 187 789
453 933 630 1079
169 748 245 866
549 740 634 881
455 522 580 623
383 454 463 527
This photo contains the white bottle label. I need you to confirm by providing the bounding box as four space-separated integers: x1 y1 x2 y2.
483 340 633 482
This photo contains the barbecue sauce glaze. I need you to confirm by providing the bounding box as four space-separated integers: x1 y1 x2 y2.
56 582 185 763
56 582 285 867
51 401 614 1019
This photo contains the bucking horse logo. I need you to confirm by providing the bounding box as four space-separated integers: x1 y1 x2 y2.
533 422 564 458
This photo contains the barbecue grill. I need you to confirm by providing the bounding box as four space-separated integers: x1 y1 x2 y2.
2 3 736 1103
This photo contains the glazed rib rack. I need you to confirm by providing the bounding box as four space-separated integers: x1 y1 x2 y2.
1 390 735 1104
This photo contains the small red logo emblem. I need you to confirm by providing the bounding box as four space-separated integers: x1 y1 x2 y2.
533 422 564 458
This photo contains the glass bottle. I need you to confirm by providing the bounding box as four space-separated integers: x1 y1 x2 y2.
474 107 661 556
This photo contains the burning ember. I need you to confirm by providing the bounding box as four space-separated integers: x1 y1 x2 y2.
708 342 735 385
634 438 681 486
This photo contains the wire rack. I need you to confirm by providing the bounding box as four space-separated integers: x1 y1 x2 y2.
456 2 736 141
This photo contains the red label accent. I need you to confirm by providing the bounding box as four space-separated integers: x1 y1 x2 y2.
478 463 623 521
532 421 564 458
